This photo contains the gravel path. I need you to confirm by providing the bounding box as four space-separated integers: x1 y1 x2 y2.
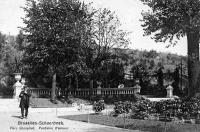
0 111 143 132
0 99 142 132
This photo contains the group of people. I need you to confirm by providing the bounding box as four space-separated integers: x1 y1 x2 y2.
18 85 31 119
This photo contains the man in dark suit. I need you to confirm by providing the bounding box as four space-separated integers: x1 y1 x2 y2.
19 86 31 119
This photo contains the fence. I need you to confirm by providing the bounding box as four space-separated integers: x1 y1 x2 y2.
28 87 135 98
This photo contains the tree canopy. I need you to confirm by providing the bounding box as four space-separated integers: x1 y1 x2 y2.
22 0 94 100
85 8 130 87
141 0 200 44
141 0 200 96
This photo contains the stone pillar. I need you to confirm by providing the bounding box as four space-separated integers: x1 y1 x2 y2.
133 84 141 94
166 85 173 98
90 80 93 89
97 81 102 95
13 73 23 100
133 79 141 94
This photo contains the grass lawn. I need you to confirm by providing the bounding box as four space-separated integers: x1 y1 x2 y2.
58 114 200 132
30 97 91 108
30 98 70 108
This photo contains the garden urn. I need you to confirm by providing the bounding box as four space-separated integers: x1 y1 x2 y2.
97 81 102 95
13 73 23 100
133 84 141 94
166 85 173 98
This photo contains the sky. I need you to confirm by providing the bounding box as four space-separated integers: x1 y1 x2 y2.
0 0 187 55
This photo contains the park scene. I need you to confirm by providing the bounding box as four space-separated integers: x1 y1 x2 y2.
1 0 200 132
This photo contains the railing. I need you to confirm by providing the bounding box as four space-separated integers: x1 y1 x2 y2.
71 87 135 96
28 87 135 97
28 88 51 97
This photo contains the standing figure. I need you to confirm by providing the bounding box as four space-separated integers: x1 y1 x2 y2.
19 86 31 119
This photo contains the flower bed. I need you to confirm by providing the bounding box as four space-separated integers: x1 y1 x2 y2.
113 96 200 123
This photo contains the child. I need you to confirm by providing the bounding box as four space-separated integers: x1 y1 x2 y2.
19 86 31 119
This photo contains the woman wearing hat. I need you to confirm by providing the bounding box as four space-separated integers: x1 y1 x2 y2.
19 86 31 119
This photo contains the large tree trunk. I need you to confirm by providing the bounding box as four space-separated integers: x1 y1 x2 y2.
90 79 93 89
68 77 72 96
187 30 200 96
51 73 56 101
75 74 78 90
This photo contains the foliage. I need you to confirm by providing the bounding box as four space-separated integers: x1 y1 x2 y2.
0 87 13 96
85 8 130 87
92 8 130 51
0 0 189 91
0 35 24 74
155 97 200 119
113 101 132 115
93 99 105 113
130 57 157 94
64 114 200 132
131 99 156 119
50 98 58 104
107 61 125 87
140 0 200 96
22 0 93 72
141 0 200 45
122 97 200 120
20 0 131 91
0 32 25 90
21 0 95 99
97 60 125 88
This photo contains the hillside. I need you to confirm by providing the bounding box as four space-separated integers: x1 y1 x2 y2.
111 48 187 76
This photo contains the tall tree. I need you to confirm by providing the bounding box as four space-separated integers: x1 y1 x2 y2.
86 8 130 88
16 30 26 51
0 32 6 51
93 8 130 54
141 0 200 96
22 0 94 101
0 34 24 89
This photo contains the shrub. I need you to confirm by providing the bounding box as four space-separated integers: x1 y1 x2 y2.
113 96 200 121
93 99 105 113
0 87 13 96
50 98 58 104
153 97 200 119
66 98 73 104
114 101 125 115
137 97 200 120
39 94 50 98
131 98 156 119
114 101 132 115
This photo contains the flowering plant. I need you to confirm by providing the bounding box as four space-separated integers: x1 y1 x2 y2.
113 97 200 121
114 101 132 115
93 99 105 113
